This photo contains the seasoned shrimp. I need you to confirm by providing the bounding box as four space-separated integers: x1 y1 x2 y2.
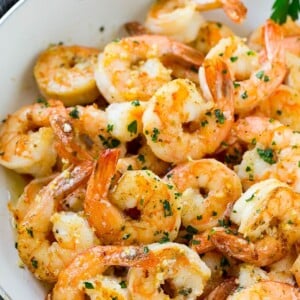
211 179 300 266
144 0 205 43
117 143 170 176
34 45 100 106
143 57 233 163
254 85 300 131
202 20 287 115
127 242 211 300
84 149 181 245
248 16 300 53
205 278 238 300
228 281 300 300
51 106 125 161
51 245 156 300
144 0 246 43
234 116 300 192
17 161 97 282
285 52 300 91
94 35 203 103
193 21 234 55
166 159 242 231
106 100 147 142
0 99 64 177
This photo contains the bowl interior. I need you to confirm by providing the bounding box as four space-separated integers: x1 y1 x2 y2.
0 0 273 299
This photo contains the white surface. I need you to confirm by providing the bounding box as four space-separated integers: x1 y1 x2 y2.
0 0 272 299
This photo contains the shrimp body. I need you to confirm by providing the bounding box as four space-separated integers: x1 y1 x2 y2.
17 161 97 282
94 35 203 103
106 100 147 142
144 0 246 43
228 281 300 300
203 20 287 115
254 85 300 131
145 0 205 43
127 242 211 300
52 245 156 300
234 116 300 192
34 45 100 106
210 179 300 266
167 159 242 231
84 149 181 245
0 100 63 177
143 58 233 163
193 21 234 55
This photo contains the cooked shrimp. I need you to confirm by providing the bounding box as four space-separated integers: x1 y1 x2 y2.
34 45 100 106
0 99 64 177
84 149 181 245
143 57 233 163
127 242 211 300
106 100 147 142
205 278 237 300
11 174 55 224
211 179 300 266
51 245 156 300
94 35 203 103
166 159 242 231
202 20 287 115
144 0 246 43
228 281 300 300
51 106 125 161
254 85 300 131
248 16 300 53
144 0 205 43
17 161 97 282
193 21 234 55
117 143 170 176
234 116 300 192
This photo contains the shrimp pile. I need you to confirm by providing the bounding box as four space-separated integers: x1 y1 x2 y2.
2 0 300 299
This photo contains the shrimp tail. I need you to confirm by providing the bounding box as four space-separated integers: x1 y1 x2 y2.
50 114 93 163
124 21 148 35
211 227 288 267
263 19 284 62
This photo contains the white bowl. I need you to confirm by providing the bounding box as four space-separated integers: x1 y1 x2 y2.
0 0 273 299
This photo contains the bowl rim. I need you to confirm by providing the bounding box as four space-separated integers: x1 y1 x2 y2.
0 0 26 26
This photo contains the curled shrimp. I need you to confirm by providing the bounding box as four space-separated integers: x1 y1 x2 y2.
228 281 300 300
201 20 287 115
234 116 300 192
254 85 300 131
144 0 246 44
51 245 156 300
210 179 300 266
166 159 242 231
17 161 97 282
0 99 64 177
34 45 100 106
127 242 211 300
94 35 203 103
143 57 233 163
84 149 181 245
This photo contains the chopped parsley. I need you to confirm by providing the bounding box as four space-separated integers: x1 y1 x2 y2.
36 98 49 107
186 225 199 234
230 56 238 62
151 128 160 142
69 107 80 119
178 288 193 296
214 109 226 124
127 120 138 134
107 123 114 132
83 281 94 289
257 148 276 164
31 258 38 269
162 200 173 217
131 100 140 106
119 281 127 288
